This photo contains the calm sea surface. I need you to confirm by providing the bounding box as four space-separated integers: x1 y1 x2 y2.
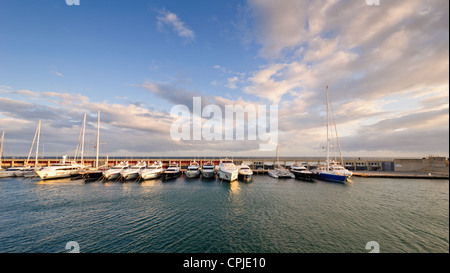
0 175 448 253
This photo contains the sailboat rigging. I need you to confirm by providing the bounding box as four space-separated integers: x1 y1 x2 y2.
312 86 353 183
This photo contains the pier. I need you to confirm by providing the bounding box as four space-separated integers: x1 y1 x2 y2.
1 156 448 179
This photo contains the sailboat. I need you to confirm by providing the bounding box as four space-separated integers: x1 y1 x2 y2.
268 141 294 179
20 120 43 178
35 114 88 180
312 86 353 183
80 110 106 182
0 131 12 177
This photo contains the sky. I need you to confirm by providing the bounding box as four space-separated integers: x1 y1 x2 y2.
0 0 448 158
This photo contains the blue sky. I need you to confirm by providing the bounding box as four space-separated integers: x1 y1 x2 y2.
0 0 448 158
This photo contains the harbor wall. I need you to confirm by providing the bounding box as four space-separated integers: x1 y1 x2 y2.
1 156 448 174
394 156 448 174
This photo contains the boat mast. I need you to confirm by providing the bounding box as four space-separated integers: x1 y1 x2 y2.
0 131 4 168
95 110 100 169
276 141 280 168
35 120 41 167
326 86 330 171
328 89 344 167
25 121 40 167
81 113 86 166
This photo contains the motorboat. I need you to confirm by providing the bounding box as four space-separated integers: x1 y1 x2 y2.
140 161 163 180
121 161 147 180
268 167 295 179
201 162 216 179
162 162 181 180
13 166 37 177
103 161 130 180
0 167 21 178
290 163 314 182
185 161 200 179
35 156 86 180
238 164 253 182
217 158 238 182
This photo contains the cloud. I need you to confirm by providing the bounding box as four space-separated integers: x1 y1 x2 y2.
52 71 64 77
157 9 195 42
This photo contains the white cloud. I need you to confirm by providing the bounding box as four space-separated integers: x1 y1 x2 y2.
52 71 64 77
157 9 195 42
237 0 449 156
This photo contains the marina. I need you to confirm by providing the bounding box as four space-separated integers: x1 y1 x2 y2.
1 156 448 180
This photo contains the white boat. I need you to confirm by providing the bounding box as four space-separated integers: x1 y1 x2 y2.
15 120 43 178
121 161 147 180
35 156 85 180
103 161 130 180
0 167 21 178
163 162 181 180
290 163 314 182
12 166 37 177
201 162 216 179
140 161 163 180
218 158 238 182
185 161 200 179
312 86 353 183
268 168 295 179
268 140 294 179
238 164 253 182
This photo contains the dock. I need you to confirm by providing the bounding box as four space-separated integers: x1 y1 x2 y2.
1 156 448 179
352 171 449 180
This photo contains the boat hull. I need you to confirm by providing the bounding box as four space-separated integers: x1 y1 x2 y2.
218 169 238 181
81 171 104 182
238 173 252 182
201 170 216 179
121 172 140 180
35 170 78 180
163 172 181 180
140 171 162 180
292 170 314 182
0 171 16 178
104 172 121 180
315 172 348 183
185 171 200 179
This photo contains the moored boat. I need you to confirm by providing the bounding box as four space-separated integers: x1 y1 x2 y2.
238 164 253 182
312 162 352 183
35 156 86 180
185 161 200 179
140 161 163 180
201 162 216 179
218 158 238 182
268 167 295 179
162 162 181 180
313 86 353 183
121 161 147 180
291 163 314 182
103 161 130 180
